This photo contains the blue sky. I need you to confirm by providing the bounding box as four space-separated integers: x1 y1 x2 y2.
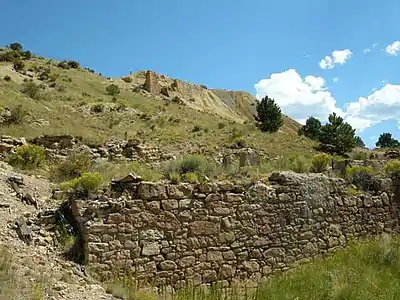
2 0 400 147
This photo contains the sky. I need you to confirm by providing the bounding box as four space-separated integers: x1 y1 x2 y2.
1 0 400 147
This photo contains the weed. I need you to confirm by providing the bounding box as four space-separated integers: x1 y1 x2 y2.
8 144 47 170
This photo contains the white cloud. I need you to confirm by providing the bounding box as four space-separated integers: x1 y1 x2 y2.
255 70 400 133
386 41 400 56
319 49 352 69
254 69 342 123
363 48 371 53
333 77 339 83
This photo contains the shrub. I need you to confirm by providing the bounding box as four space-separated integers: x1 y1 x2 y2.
52 151 92 181
13 59 25 72
67 60 80 69
105 84 120 96
59 172 102 196
121 76 132 83
351 150 369 160
22 50 32 60
8 144 46 169
130 162 163 182
0 50 20 62
3 105 27 125
383 160 400 180
376 133 400 148
21 81 41 99
9 42 23 52
192 125 202 132
91 103 105 113
3 75 11 81
168 172 181 184
57 61 70 69
182 172 199 183
218 122 225 129
166 155 214 180
272 154 311 173
310 153 330 173
346 165 378 192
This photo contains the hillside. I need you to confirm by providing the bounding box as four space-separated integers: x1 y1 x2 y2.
0 47 314 168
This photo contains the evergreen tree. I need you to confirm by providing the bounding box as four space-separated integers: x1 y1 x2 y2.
256 96 283 133
354 136 366 148
298 116 322 140
376 133 400 148
319 113 356 154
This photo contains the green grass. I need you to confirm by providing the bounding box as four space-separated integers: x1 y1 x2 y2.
103 235 400 300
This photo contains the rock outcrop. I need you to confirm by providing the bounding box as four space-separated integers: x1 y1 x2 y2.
72 172 400 288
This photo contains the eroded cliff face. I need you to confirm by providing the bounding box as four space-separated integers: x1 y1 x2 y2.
72 172 400 288
127 70 301 133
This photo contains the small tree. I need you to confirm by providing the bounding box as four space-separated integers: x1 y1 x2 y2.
9 42 23 52
376 133 400 148
354 136 366 148
105 84 120 97
319 112 356 155
256 96 283 133
67 60 80 69
298 116 322 140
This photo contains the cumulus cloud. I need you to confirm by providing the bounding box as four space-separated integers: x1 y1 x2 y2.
319 49 352 69
255 70 400 133
363 48 371 53
333 77 339 83
254 69 342 123
386 41 400 56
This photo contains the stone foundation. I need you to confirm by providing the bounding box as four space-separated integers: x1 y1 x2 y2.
71 172 400 287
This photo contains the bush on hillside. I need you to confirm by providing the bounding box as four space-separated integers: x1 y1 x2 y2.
273 154 311 173
59 172 102 196
8 144 46 170
3 75 11 81
67 60 80 69
346 165 379 192
121 76 132 83
0 50 20 62
21 81 42 99
13 59 25 72
383 160 400 180
166 155 214 181
9 42 23 52
52 151 92 182
310 153 330 173
255 96 283 133
91 103 105 113
57 61 70 69
22 50 32 60
2 105 27 125
105 84 120 97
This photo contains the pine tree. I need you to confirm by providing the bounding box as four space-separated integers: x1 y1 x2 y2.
256 96 283 133
376 133 400 148
298 116 322 140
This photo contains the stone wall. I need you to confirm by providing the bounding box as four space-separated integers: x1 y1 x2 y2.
71 172 400 288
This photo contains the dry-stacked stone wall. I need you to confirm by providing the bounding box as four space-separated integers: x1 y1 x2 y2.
71 172 400 288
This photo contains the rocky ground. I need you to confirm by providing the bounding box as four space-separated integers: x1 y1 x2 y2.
0 161 118 300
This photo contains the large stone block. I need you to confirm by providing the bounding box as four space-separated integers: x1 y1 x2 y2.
138 182 167 200
189 221 220 236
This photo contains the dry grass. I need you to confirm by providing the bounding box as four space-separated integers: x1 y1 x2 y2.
0 59 315 159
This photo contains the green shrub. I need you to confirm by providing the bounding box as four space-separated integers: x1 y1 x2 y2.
192 125 202 132
9 43 23 52
3 75 11 82
0 50 20 62
218 122 225 129
59 172 102 195
130 162 163 182
182 172 199 183
52 151 92 181
67 60 80 69
22 50 32 60
105 84 120 96
121 76 132 83
57 61 69 69
13 59 25 72
310 153 330 173
383 160 400 180
346 165 378 192
91 103 105 113
8 144 46 169
21 81 41 99
168 172 181 184
272 154 311 173
351 150 369 160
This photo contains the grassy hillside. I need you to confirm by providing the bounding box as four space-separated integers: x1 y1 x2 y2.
0 50 315 159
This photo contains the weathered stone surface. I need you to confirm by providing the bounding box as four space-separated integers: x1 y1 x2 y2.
189 221 220 236
73 171 399 288
138 182 167 200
